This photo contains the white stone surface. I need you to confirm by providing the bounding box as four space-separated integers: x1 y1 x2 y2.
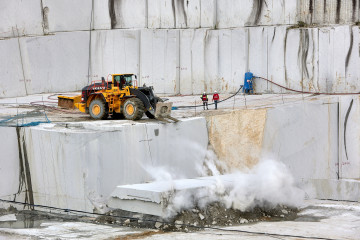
20 31 90 95
140 29 180 94
0 0 43 38
266 26 288 93
216 0 252 28
111 0 146 29
200 0 216 28
93 0 111 30
0 128 20 201
0 38 27 97
283 27 319 93
147 0 175 29
179 29 208 95
90 29 140 81
179 28 247 95
42 0 92 33
262 100 339 180
0 214 17 222
318 26 360 93
303 179 360 202
249 27 268 92
147 0 213 29
20 118 208 211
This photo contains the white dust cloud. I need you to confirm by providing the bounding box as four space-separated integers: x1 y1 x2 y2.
143 143 305 218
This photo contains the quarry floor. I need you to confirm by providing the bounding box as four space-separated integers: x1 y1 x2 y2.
0 92 331 124
0 200 359 240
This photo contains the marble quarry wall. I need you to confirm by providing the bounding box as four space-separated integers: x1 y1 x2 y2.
1 0 359 97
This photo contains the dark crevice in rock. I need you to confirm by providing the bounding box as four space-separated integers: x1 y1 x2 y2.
246 0 264 26
298 29 310 81
336 0 341 24
344 99 353 160
15 127 34 210
172 0 176 28
345 27 353 72
109 0 117 29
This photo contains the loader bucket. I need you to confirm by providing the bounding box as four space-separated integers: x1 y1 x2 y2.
58 95 81 109
154 102 173 119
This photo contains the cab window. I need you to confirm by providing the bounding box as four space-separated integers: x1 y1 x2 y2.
124 76 132 86
114 75 121 83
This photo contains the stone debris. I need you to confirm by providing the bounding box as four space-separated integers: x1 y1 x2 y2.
240 218 248 224
166 202 298 231
175 220 183 229
109 202 298 231
155 222 162 229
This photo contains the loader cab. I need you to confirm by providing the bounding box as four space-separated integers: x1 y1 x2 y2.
113 74 137 89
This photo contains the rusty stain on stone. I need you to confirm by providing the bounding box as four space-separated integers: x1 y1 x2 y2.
206 109 267 170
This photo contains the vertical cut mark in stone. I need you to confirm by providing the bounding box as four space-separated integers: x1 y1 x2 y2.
284 29 289 84
15 127 34 209
323 0 327 22
172 0 176 28
247 0 264 25
272 27 276 42
177 0 188 27
109 0 117 29
344 99 354 160
255 0 264 25
43 7 49 33
345 27 353 72
15 127 25 202
22 135 34 209
309 0 313 23
298 29 310 81
336 0 341 24
352 0 356 22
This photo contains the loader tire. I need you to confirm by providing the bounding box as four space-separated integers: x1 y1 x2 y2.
89 99 108 120
123 98 144 120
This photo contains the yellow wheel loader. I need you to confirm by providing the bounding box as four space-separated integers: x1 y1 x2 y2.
58 74 176 121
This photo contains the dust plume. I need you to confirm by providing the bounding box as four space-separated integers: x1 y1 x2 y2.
143 142 304 218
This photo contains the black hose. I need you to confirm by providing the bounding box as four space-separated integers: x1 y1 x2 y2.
174 85 244 109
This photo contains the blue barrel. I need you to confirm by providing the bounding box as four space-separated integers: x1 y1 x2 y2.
243 72 254 93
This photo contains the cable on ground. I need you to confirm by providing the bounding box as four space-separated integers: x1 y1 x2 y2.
255 76 360 95
173 85 244 109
